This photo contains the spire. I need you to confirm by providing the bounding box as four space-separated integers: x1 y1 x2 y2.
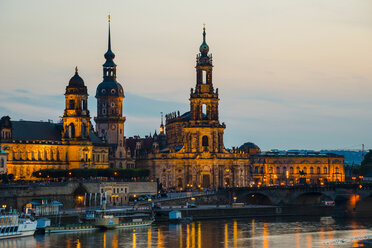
199 24 209 56
103 15 117 81
160 112 164 134
108 15 111 52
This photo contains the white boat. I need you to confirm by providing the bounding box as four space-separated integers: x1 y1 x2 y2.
0 210 37 239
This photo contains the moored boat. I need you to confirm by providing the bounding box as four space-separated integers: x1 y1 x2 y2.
0 210 37 239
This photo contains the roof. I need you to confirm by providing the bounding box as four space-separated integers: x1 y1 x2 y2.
9 120 104 144
12 121 63 141
0 147 7 154
96 80 124 97
240 142 260 150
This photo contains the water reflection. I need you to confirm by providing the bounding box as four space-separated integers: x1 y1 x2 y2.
2 217 372 248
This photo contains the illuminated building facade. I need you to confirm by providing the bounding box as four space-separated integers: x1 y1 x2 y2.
0 69 110 180
135 28 345 189
94 18 133 169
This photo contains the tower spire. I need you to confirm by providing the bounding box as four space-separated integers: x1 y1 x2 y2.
108 15 111 52
103 15 116 81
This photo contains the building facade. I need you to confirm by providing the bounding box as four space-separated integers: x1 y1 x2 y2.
135 28 345 189
94 20 133 169
0 69 110 180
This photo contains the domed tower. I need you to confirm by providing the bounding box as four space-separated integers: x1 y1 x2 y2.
182 26 226 153
94 17 126 168
63 67 90 141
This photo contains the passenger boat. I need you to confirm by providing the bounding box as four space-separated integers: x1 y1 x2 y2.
44 224 97 233
0 210 37 239
94 210 154 229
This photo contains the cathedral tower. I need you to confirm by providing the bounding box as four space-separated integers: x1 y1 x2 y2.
183 27 226 153
63 67 90 141
94 17 127 168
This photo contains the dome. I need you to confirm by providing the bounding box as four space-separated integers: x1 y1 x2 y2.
239 142 260 150
199 42 209 55
96 80 124 97
104 49 115 61
68 71 85 87
65 68 87 95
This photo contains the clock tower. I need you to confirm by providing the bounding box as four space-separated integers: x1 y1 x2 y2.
94 17 127 168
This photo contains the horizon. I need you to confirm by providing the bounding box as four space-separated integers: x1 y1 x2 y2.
1 0 372 151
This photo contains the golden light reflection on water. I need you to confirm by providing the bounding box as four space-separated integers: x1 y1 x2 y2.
251 219 255 248
263 223 269 248
296 225 300 248
319 228 325 248
157 227 164 248
307 235 312 248
112 231 118 248
133 231 137 248
187 224 190 248
233 220 237 248
198 222 201 248
148 227 152 248
224 223 228 248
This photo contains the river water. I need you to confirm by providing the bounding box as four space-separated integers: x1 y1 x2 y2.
1 217 372 248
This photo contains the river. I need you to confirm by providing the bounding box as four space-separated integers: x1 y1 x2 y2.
1 217 372 248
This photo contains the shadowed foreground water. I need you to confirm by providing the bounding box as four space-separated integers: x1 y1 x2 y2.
1 217 372 248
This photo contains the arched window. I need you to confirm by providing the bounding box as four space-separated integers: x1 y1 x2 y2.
254 167 258 174
317 167 320 174
310 167 314 174
335 167 339 173
1 158 4 168
260 167 264 174
68 123 75 138
276 167 280 174
202 136 209 147
296 167 300 174
202 104 207 119
290 167 294 174
69 100 75 109
323 167 327 174
303 167 307 174
82 123 87 138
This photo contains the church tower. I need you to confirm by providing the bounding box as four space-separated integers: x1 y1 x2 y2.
94 17 127 168
63 67 90 141
183 27 226 153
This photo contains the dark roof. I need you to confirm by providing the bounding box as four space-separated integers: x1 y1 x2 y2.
96 80 124 97
68 71 85 87
12 121 63 141
10 120 104 144
66 71 87 95
240 142 260 150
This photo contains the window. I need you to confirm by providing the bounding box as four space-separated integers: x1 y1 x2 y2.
0 158 4 168
296 167 300 174
202 136 209 148
202 104 207 119
317 167 320 174
310 167 314 174
276 167 280 174
202 70 206 84
290 167 294 174
323 167 327 174
69 100 74 109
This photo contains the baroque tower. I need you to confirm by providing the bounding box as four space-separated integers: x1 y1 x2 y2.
63 67 90 141
94 17 127 168
184 27 226 153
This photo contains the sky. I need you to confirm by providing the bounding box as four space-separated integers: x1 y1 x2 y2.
0 0 372 151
